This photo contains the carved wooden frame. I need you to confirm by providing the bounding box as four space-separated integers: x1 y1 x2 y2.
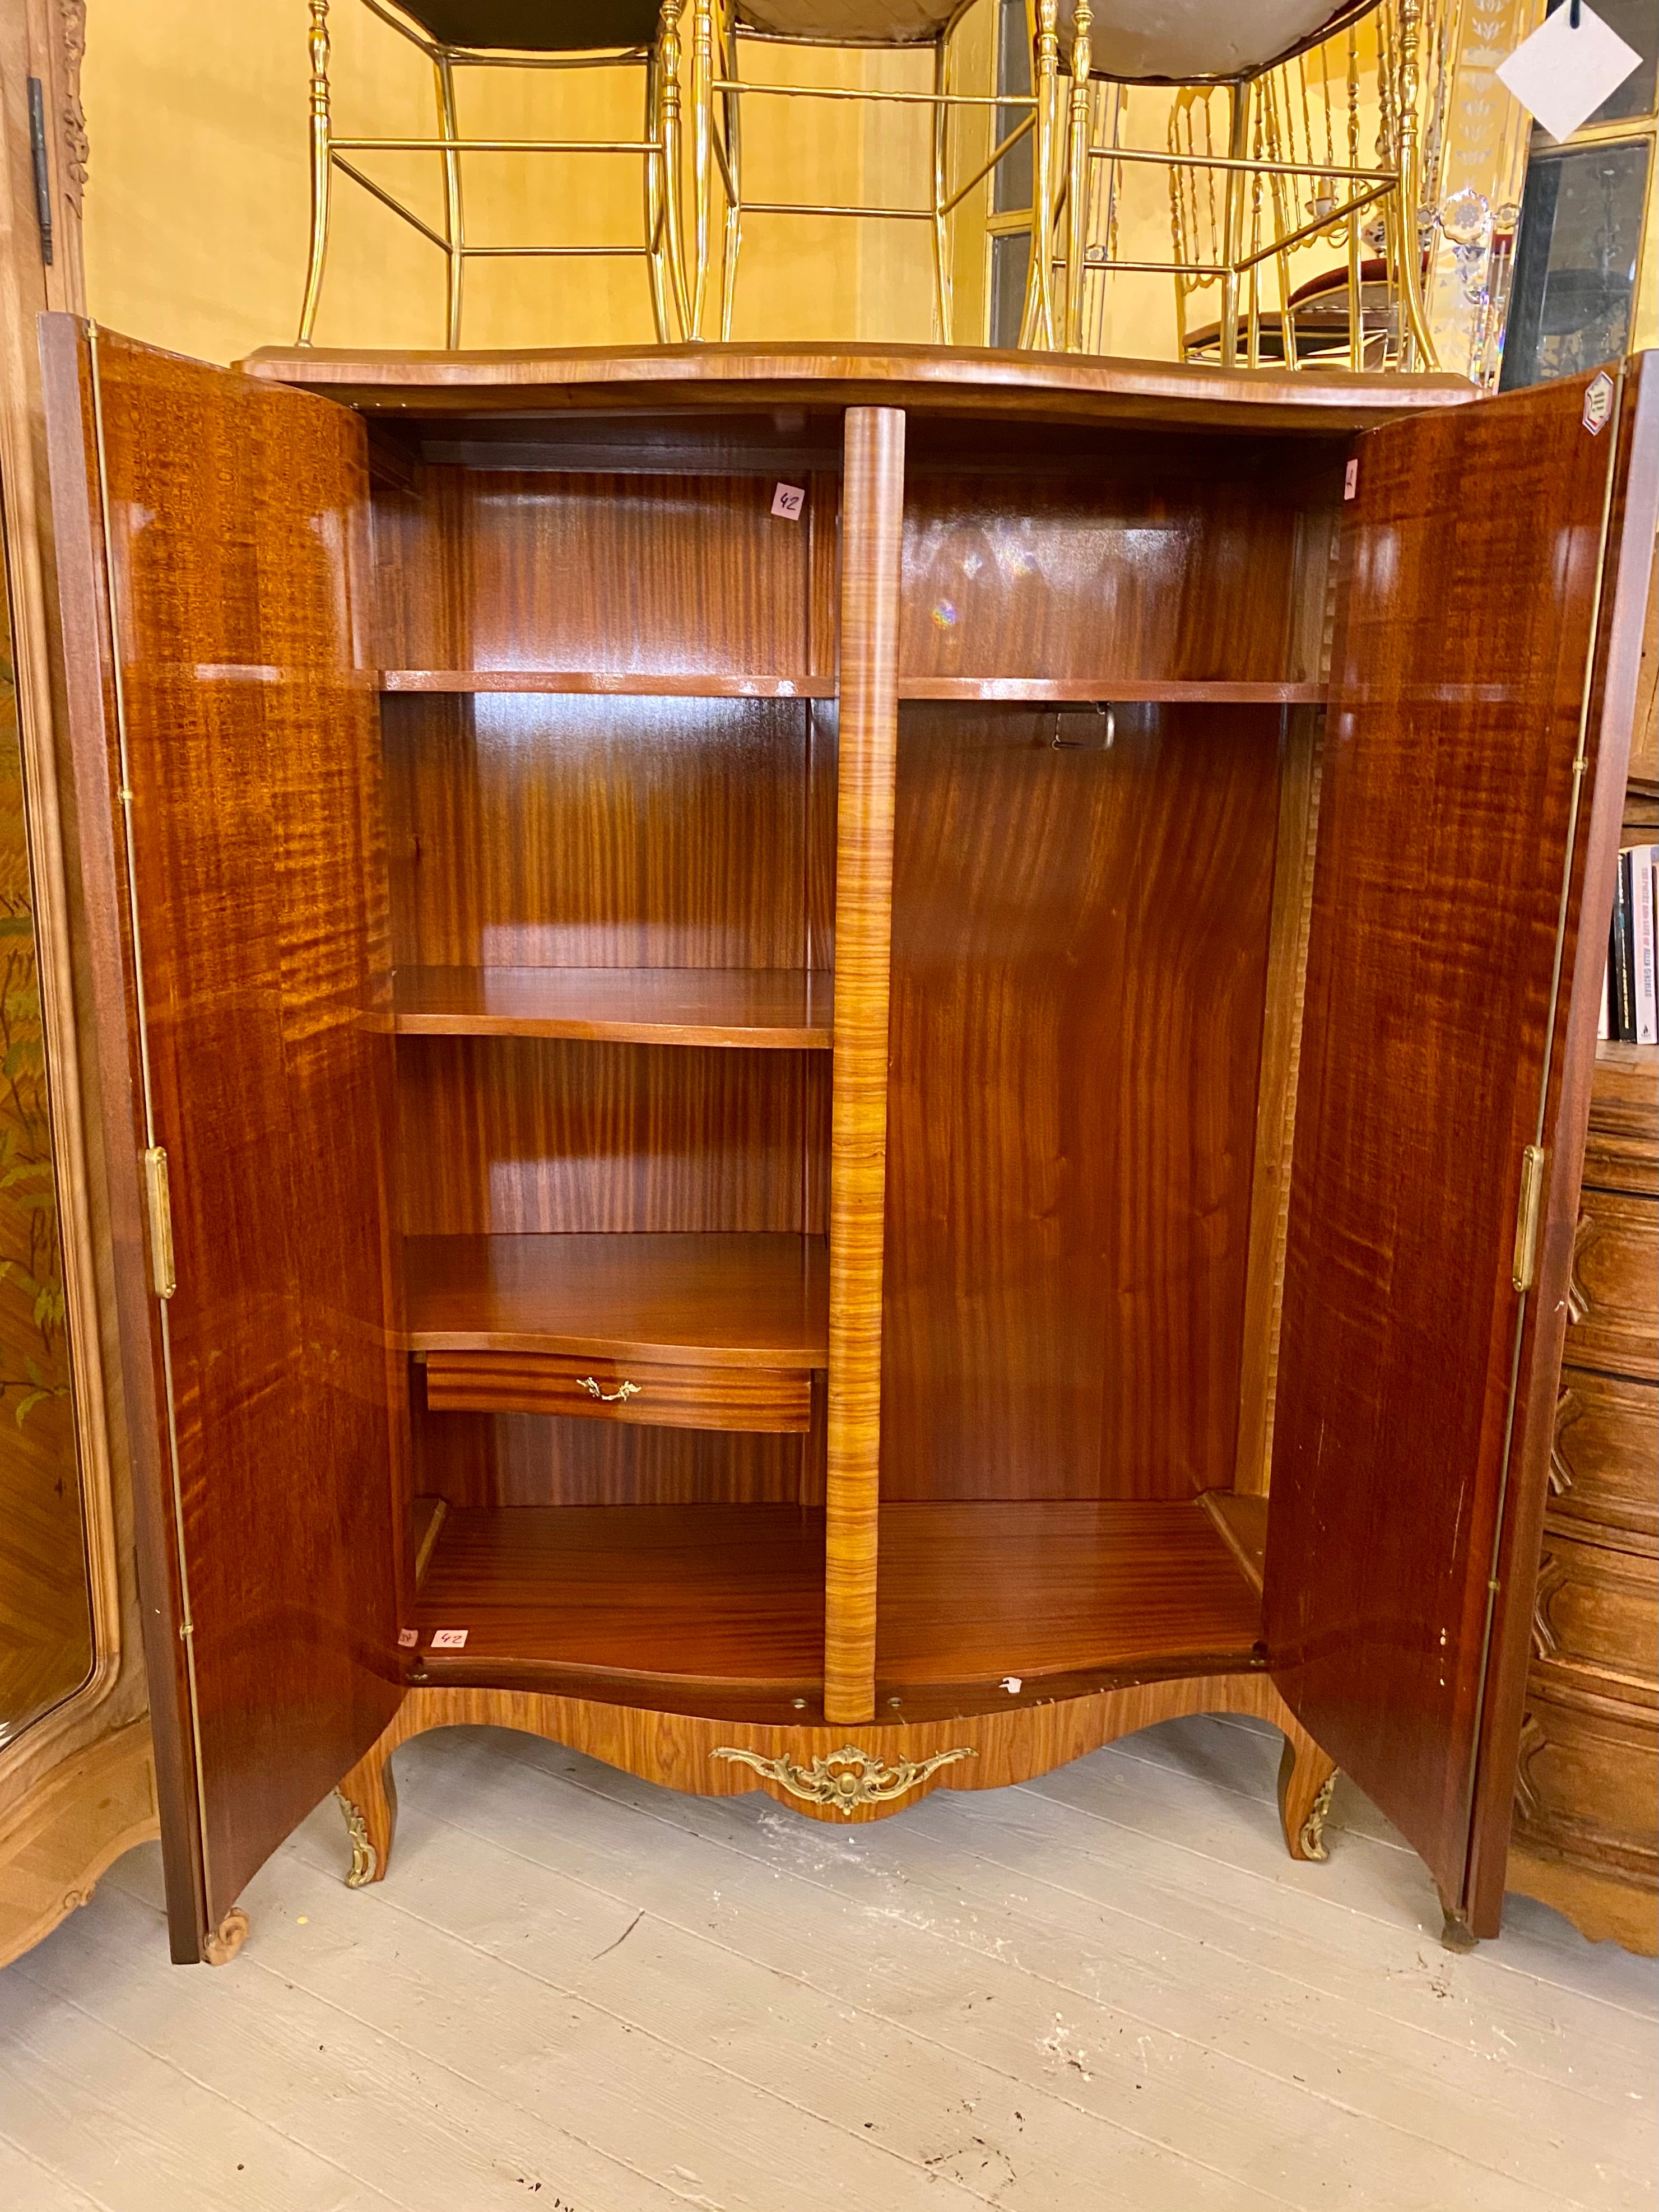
0 0 157 1971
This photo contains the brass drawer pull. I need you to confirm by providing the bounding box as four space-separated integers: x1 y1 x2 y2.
578 1375 642 1403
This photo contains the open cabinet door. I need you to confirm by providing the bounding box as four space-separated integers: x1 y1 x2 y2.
1264 360 1658 1939
42 320 405 1962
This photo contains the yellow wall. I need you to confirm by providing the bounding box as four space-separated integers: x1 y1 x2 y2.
81 0 946 364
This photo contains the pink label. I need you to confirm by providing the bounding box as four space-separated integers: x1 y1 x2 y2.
771 482 806 521
430 1628 468 1649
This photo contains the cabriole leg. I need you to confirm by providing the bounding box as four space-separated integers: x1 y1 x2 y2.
336 1745 399 1888
1276 1718 1339 1862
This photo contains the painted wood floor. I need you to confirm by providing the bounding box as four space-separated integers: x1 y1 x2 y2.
0 1713 1653 2212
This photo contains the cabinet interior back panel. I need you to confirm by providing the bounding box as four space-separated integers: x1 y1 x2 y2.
382 693 829 970
397 1037 829 1236
410 1382 824 1510
370 466 833 678
881 703 1281 1503
899 456 1333 687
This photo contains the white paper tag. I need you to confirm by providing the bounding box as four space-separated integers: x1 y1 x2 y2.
430 1628 468 1649
770 482 806 521
397 1627 418 1648
1496 5 1642 144
1583 369 1615 434
1343 458 1359 500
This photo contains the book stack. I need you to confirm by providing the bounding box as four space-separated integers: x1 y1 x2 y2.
1601 843 1658 1044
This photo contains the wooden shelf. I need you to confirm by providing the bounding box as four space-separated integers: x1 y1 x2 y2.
875 1501 1264 1690
410 1503 825 1694
405 1232 830 1369
379 671 1319 707
402 1497 1262 1703
895 679 1323 705
393 966 833 1049
380 670 833 699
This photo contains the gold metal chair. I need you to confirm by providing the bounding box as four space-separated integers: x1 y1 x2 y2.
1045 1 1439 364
687 2 1064 345
298 0 692 347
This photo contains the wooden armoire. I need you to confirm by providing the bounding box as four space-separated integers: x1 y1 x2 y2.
41 320 1657 1966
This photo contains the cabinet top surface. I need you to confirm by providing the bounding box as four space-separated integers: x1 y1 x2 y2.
237 339 1476 434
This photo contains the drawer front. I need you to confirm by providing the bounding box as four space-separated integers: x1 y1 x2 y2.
1567 1190 1658 1381
1513 1684 1658 1884
1549 1369 1659 1550
1531 1535 1658 1700
422 1349 813 1433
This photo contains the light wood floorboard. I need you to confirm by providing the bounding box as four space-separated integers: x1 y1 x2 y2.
0 1716 1653 2211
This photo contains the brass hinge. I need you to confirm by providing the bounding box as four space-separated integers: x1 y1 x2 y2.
1512 1144 1546 1293
143 1145 176 1300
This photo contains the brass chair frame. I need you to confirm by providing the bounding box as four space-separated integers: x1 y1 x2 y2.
298 0 693 348
688 2 1068 346
1051 0 1438 366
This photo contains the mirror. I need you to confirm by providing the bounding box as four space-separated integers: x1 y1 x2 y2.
0 521 91 1751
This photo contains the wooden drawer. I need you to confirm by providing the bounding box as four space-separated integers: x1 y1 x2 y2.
1583 1043 1658 1200
1549 1369 1658 1551
1567 1189 1657 1381
1513 1680 1658 1886
1531 1535 1658 1703
421 1349 813 1433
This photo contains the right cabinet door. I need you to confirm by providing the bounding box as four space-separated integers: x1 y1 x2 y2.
1263 359 1658 1935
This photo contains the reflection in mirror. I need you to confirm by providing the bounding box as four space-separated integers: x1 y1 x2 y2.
0 524 90 1749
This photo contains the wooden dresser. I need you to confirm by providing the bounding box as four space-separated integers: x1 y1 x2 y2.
1508 600 1659 1957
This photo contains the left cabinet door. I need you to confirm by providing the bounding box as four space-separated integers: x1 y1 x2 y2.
41 320 406 1962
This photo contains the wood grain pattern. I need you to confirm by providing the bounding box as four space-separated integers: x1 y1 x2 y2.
405 1232 829 1368
45 325 406 1958
1529 1533 1657 1703
412 1504 826 1694
1265 365 1653 1936
1548 1370 1659 1555
881 703 1280 1503
422 1347 813 1433
1505 1839 1658 1954
1512 1679 1658 1890
1200 1490 1270 1593
393 965 833 1049
899 462 1335 689
896 679 1326 703
381 672 835 698
382 691 812 972
873 1500 1263 1691
1566 1191 1658 1380
0 1720 156 1975
372 468 819 684
1235 707 1323 1495
409 1386 819 1511
333 1666 1331 1861
396 1037 828 1237
1584 1042 1659 1197
243 340 1476 437
824 406 904 1727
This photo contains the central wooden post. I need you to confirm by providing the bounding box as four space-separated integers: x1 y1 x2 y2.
824 404 905 1725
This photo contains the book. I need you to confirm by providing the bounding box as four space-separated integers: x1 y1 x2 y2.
1609 852 1635 1042
1634 842 1658 1046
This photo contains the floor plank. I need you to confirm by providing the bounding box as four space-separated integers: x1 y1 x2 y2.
0 1717 1652 2212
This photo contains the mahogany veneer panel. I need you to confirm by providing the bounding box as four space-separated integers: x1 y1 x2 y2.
382 693 817 971
882 702 1280 1502
897 679 1325 704
244 340 1475 437
397 1036 829 1237
44 325 406 1947
404 1232 830 1368
1265 366 1655 1921
381 672 834 698
409 1384 820 1510
423 1347 812 1433
899 464 1333 689
873 1501 1263 1689
410 1504 826 1691
394 965 832 1049
372 468 821 681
